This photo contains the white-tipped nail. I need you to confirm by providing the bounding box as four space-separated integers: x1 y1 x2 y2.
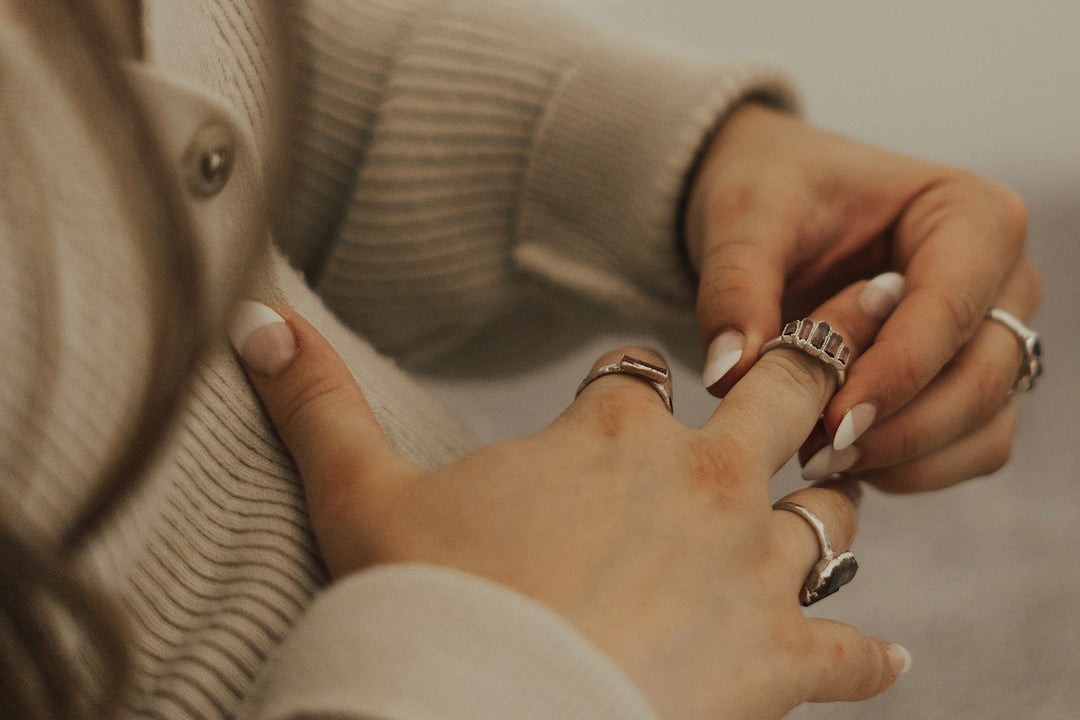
859 272 905 321
886 643 913 675
229 300 296 377
801 444 859 480
703 329 744 388
833 402 877 451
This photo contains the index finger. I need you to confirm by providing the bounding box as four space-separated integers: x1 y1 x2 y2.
824 175 1026 437
707 274 902 476
229 302 418 573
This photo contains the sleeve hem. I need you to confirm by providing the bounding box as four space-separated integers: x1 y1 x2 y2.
515 42 800 323
238 564 659 720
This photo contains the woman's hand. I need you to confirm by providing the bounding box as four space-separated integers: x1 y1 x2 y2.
230 280 910 720
686 103 1040 491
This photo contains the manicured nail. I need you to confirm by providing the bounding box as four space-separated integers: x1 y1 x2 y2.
859 272 905 321
801 444 859 480
702 329 744 388
229 301 296 377
833 402 877 451
886 643 913 675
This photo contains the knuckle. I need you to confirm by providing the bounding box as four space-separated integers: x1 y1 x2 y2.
960 356 1009 426
757 350 830 405
984 440 1013 476
888 422 925 466
937 286 984 343
959 172 1027 252
582 390 656 439
981 406 1020 475
707 184 758 223
995 184 1029 246
276 370 355 440
698 241 767 300
1016 255 1042 307
883 343 926 407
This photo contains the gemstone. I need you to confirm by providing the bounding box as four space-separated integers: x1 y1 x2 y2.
809 322 831 349
823 333 843 358
797 320 813 342
620 355 669 383
837 346 851 365
781 321 798 339
805 552 858 604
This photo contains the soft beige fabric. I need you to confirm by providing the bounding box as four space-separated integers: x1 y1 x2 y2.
0 0 796 718
237 565 659 720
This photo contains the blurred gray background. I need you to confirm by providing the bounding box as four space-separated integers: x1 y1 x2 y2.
424 1 1080 717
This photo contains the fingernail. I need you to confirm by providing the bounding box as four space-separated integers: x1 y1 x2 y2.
801 444 859 480
229 301 296 377
703 329 744 388
886 643 913 675
833 402 877 451
859 272 905 321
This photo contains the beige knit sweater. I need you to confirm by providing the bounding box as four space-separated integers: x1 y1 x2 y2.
0 0 797 718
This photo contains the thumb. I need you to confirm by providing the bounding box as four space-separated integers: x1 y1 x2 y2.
229 301 418 574
696 223 785 396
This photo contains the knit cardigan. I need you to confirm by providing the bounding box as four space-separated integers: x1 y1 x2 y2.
0 0 797 718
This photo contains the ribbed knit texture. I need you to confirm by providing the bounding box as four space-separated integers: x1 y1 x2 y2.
301 1 798 366
2 0 797 718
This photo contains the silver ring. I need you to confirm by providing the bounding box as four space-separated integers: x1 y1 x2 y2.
986 308 1042 394
760 318 849 387
576 354 673 413
773 500 858 606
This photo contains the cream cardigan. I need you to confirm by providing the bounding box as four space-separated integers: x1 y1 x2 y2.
0 0 796 717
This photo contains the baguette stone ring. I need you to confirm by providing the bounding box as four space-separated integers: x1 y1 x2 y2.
759 318 850 388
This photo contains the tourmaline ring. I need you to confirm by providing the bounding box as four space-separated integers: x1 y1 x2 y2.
773 500 859 606
759 318 850 387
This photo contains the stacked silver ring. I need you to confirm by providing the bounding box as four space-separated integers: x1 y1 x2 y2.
760 318 850 387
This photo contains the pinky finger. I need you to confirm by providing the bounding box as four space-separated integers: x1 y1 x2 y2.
858 400 1020 493
802 618 911 703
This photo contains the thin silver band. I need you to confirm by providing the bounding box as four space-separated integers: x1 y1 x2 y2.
576 354 673 413
774 501 836 556
760 318 849 387
986 308 1042 394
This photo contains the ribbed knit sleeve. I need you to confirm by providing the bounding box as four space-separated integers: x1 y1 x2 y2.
284 0 798 368
515 52 799 324
238 564 659 720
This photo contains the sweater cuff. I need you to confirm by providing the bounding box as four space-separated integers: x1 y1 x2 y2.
515 43 799 322
238 564 658 720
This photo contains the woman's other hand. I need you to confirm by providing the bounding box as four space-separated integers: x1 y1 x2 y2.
230 280 910 720
686 104 1040 492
